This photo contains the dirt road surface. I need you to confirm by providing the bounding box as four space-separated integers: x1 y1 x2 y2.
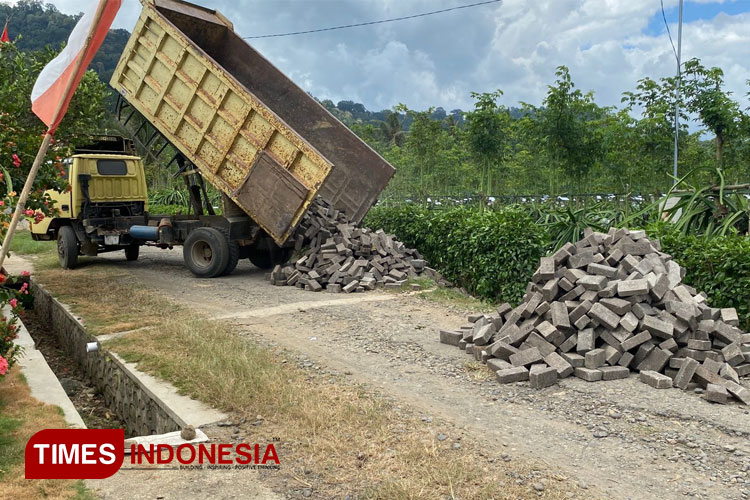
93 247 749 499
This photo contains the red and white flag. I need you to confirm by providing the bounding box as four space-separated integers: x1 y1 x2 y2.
31 0 121 133
1 19 10 43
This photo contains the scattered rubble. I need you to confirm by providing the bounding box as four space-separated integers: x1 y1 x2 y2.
268 199 444 292
439 228 750 404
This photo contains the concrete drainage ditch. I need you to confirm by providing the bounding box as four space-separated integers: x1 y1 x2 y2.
20 278 226 437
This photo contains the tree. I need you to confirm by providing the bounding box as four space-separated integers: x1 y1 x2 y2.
464 90 509 202
536 66 605 191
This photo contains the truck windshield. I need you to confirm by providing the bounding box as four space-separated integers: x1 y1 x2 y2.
97 159 128 175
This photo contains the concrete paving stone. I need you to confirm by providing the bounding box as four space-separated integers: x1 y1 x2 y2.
722 342 745 366
659 338 678 353
558 333 578 353
687 339 712 351
578 275 608 291
562 352 585 368
619 311 639 332
529 364 558 389
600 365 630 381
735 364 750 377
577 328 597 353
617 279 650 297
600 297 631 315
568 250 597 269
486 340 519 361
620 331 652 352
713 321 743 345
495 366 529 384
509 347 544 367
639 370 672 389
641 315 674 339
693 365 725 388
487 358 513 372
538 257 556 280
634 342 656 366
723 380 750 405
604 345 622 365
543 352 574 378
618 351 635 368
524 332 557 357
472 323 496 346
574 367 603 382
589 303 621 330
464 343 475 354
573 314 591 331
439 330 463 346
703 384 728 404
637 348 673 373
587 262 618 278
719 363 739 384
584 348 607 369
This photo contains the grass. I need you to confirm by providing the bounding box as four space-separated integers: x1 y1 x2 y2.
8 231 55 256
417 286 496 313
0 368 93 499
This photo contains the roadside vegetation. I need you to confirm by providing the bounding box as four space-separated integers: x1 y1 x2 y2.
0 369 93 500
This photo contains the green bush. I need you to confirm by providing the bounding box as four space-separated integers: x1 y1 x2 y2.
365 205 548 304
147 203 189 216
649 223 750 330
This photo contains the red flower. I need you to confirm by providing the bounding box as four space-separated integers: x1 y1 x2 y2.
24 209 33 217
12 154 20 167
0 274 6 284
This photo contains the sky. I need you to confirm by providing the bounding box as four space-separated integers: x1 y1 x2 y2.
30 0 750 113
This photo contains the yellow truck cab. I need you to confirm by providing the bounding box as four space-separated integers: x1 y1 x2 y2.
31 137 149 268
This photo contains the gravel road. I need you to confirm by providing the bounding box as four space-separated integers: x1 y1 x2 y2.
97 246 750 500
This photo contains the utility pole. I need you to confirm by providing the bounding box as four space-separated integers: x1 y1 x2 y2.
672 0 684 184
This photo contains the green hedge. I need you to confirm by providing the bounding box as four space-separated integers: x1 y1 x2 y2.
648 224 750 330
365 205 548 304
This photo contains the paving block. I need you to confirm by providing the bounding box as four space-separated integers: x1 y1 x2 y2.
524 332 557 357
496 366 529 384
719 363 740 384
588 303 621 330
472 323 496 346
723 380 750 405
618 351 635 368
641 315 674 339
659 338 678 353
693 365 724 388
620 312 639 332
722 342 745 366
487 358 513 372
550 302 571 330
574 367 602 382
509 347 543 367
538 257 556 280
714 321 743 345
486 340 519 361
577 328 597 353
587 262 618 278
439 330 463 347
687 339 712 351
620 331 652 352
544 352 574 378
568 250 597 269
578 275 608 291
637 348 672 373
735 364 750 377
562 352 585 367
600 365 630 381
672 357 699 390
558 333 578 353
529 364 558 389
617 279 649 297
604 345 622 366
634 342 656 366
585 348 606 369
720 308 739 326
703 384 728 404
600 297 632 316
639 370 672 389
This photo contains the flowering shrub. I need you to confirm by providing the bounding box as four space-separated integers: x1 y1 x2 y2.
0 41 108 380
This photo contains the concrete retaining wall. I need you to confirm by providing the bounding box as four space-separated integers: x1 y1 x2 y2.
31 278 181 436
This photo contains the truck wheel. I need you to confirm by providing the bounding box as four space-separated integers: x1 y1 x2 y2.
124 244 140 261
216 228 239 276
57 226 79 270
183 227 229 278
248 238 293 270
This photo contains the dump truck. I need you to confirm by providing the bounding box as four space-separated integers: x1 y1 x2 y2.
31 0 395 278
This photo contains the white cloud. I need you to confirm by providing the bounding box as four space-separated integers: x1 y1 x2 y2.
36 0 750 114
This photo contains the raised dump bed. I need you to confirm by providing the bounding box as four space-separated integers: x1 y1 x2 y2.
111 0 395 244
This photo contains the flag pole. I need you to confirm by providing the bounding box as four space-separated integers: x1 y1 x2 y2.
0 0 109 272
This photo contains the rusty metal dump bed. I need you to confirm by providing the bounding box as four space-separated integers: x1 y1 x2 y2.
111 0 394 243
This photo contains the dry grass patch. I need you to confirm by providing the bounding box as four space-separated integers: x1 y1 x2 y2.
0 368 95 500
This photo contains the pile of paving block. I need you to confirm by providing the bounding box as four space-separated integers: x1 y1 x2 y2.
439 228 750 404
267 199 444 292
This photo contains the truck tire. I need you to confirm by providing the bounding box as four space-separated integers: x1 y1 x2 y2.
124 244 140 261
248 236 293 270
216 227 239 276
57 226 79 270
183 227 229 278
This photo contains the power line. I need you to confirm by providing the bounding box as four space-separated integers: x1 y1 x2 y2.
242 0 502 40
660 0 679 64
